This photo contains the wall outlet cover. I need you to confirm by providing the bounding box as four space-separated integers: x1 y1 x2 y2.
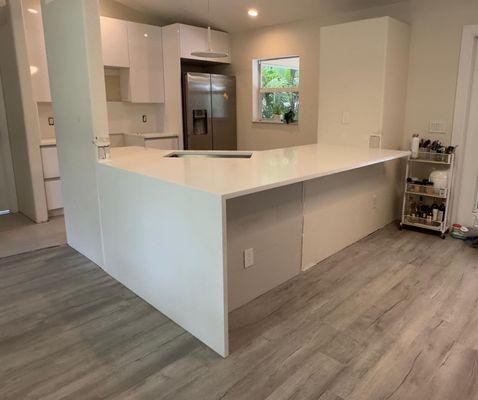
341 111 351 125
244 248 254 269
429 120 447 134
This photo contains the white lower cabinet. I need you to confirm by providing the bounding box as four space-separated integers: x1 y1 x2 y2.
123 134 179 150
44 179 63 211
145 137 179 150
40 146 60 179
40 144 63 211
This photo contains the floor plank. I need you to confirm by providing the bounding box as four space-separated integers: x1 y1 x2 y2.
0 214 66 258
0 224 477 399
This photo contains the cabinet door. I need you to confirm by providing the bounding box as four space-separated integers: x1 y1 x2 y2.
23 0 51 102
179 24 208 61
100 17 130 67
40 146 60 179
45 179 63 210
179 24 231 63
145 137 179 150
208 30 231 64
126 22 165 103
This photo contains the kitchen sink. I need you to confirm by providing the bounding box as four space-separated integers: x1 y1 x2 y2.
165 151 253 159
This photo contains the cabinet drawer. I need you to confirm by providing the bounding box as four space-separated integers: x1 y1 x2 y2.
145 137 179 150
45 179 63 210
41 146 60 179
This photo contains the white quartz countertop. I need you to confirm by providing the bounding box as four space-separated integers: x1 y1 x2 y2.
100 143 410 199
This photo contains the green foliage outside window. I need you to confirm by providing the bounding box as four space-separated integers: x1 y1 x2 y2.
260 61 299 122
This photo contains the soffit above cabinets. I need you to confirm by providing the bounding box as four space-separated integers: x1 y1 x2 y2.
115 0 405 33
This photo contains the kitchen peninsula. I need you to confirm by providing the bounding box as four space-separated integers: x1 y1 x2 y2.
96 143 409 357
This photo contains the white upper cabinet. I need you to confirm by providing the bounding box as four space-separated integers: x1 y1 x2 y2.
179 24 231 64
23 0 51 102
100 16 130 67
122 22 164 103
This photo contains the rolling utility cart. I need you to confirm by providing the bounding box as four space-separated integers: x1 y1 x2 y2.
400 152 455 239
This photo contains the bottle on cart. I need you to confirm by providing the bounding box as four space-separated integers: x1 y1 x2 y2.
438 203 446 222
432 202 439 222
411 134 420 159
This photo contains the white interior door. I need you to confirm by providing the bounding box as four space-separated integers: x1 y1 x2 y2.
0 74 18 213
455 39 478 226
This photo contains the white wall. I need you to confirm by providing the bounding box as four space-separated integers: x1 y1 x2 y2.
227 184 303 310
97 162 228 356
38 100 164 139
42 0 109 265
229 0 478 150
302 160 403 268
106 103 164 134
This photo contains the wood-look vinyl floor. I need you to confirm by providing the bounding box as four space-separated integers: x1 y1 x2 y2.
0 214 66 258
1 224 477 400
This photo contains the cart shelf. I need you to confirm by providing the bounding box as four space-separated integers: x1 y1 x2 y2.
400 153 455 239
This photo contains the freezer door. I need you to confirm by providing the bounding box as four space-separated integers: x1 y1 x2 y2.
211 74 237 150
183 73 213 150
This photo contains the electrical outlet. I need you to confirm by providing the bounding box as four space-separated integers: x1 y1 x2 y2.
372 194 377 210
244 248 254 269
429 120 447 134
48 117 54 126
142 114 148 123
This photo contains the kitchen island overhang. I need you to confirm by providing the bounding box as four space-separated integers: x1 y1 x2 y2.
96 143 410 357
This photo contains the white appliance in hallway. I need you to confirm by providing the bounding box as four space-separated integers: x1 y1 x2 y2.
182 73 237 150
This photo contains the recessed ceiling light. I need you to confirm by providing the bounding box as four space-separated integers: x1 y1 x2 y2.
27 8 39 14
30 66 39 75
143 33 149 38
248 8 258 17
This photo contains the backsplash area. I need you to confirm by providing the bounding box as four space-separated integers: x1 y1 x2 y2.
37 103 56 139
106 102 164 134
37 102 164 140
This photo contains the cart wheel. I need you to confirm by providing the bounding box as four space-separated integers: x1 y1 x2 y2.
441 233 446 240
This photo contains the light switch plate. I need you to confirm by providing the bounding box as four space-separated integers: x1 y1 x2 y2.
244 248 254 269
429 120 447 134
341 111 351 125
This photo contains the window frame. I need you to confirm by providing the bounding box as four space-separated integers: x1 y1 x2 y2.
254 56 300 124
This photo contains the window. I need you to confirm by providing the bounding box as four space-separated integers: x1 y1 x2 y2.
255 56 300 124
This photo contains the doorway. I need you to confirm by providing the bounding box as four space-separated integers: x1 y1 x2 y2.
453 27 478 227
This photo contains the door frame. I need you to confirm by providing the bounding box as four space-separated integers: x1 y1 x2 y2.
0 72 18 213
451 24 478 223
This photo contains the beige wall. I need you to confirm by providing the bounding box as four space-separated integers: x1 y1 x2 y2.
403 0 478 148
98 0 164 26
229 0 478 150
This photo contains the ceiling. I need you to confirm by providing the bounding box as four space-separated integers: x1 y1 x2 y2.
115 0 405 32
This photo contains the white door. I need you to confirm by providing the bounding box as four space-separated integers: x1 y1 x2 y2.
455 39 478 226
0 75 18 213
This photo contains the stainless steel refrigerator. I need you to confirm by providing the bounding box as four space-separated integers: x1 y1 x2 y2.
182 73 237 150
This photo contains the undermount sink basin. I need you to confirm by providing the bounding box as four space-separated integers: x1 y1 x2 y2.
165 151 253 159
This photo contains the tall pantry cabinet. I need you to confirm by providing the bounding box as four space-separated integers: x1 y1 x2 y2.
318 17 410 149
